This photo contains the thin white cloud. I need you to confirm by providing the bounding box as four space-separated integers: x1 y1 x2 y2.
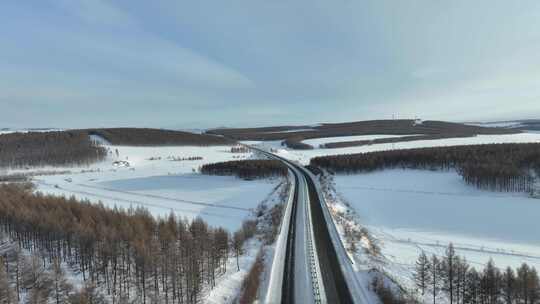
1 0 540 128
54 0 137 28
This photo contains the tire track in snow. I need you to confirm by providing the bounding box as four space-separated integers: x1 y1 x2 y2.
339 186 529 199
34 180 247 220
76 183 252 211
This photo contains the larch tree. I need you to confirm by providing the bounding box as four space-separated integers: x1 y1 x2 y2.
429 254 441 304
442 243 458 304
414 251 430 296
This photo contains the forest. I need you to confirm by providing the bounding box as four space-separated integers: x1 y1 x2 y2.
320 134 471 149
200 159 288 179
84 128 231 146
412 244 539 304
0 128 232 170
0 131 107 169
0 183 260 304
282 137 314 150
311 143 540 192
208 120 517 143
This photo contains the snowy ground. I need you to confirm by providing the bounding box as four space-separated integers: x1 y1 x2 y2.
301 134 421 148
332 169 540 289
205 239 263 304
246 132 540 165
1 133 289 303
0 128 63 135
7 142 281 231
35 174 280 231
466 121 524 128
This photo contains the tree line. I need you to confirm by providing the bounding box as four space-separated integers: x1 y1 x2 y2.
0 183 260 304
414 244 539 303
201 159 288 179
282 138 314 150
321 134 472 149
83 128 231 146
208 120 517 142
0 131 107 169
230 146 251 153
311 143 540 192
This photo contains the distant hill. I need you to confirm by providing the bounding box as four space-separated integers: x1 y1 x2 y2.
0 128 232 169
207 119 519 149
78 128 231 146
469 119 540 131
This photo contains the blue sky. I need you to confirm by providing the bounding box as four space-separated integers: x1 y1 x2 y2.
2 1 540 129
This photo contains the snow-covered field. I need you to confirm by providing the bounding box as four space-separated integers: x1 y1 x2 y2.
14 143 282 231
0 128 63 135
301 134 420 148
1 130 291 302
333 169 540 287
36 173 279 231
247 132 540 165
466 121 524 128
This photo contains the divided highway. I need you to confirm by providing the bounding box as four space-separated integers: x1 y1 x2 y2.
256 147 369 304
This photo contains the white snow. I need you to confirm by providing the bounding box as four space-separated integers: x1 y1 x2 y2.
264 128 316 133
0 128 63 135
89 134 111 145
26 143 280 232
467 121 524 128
35 174 279 231
334 169 540 289
302 134 421 148
205 239 262 304
247 132 540 165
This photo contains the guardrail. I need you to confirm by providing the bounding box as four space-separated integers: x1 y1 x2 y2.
264 169 296 304
301 172 326 304
305 169 371 303
248 145 331 304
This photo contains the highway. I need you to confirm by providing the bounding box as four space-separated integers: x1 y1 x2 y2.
256 147 370 304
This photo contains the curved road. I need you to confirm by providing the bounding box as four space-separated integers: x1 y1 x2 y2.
255 146 370 304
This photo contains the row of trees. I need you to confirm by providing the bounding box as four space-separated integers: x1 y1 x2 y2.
0 131 107 169
311 143 540 192
201 159 288 179
230 146 251 153
0 183 256 303
414 244 540 303
282 138 314 150
321 134 471 149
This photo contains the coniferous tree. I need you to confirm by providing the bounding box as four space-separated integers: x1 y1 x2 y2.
51 257 72 304
414 251 431 296
482 259 501 304
311 143 540 193
0 183 264 303
464 267 481 304
429 254 442 304
232 231 244 272
442 243 458 304
502 267 516 304
414 247 540 304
